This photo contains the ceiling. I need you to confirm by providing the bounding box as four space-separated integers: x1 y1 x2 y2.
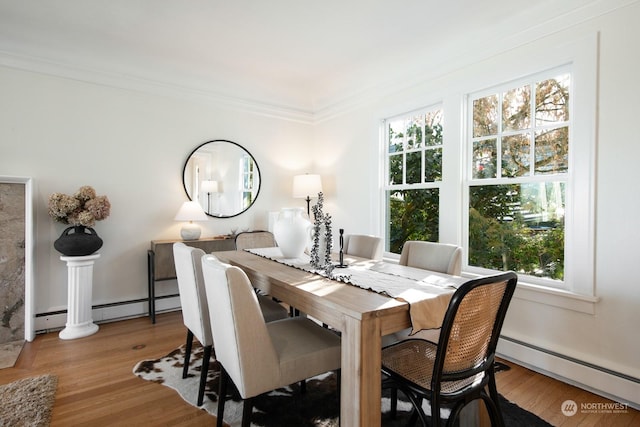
0 0 606 114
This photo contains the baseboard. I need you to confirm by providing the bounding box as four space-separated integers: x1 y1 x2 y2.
497 336 640 410
34 296 181 333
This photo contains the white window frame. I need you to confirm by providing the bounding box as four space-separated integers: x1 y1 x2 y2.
460 33 599 312
464 66 571 286
382 104 445 256
377 33 599 313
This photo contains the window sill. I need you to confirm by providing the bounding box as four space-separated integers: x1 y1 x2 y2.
459 267 598 314
509 281 598 314
383 256 598 314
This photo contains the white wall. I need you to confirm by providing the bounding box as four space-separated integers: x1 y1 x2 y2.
1 0 638 408
0 66 315 319
313 2 640 407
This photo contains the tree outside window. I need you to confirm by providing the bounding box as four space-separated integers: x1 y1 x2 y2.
468 71 570 281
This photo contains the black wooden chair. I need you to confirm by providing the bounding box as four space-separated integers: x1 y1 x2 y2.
381 271 518 426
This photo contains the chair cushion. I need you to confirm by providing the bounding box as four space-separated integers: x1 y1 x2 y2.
267 317 341 387
257 295 289 322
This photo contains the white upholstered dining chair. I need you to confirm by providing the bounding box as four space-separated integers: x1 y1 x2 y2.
172 243 288 406
343 234 384 260
399 240 462 275
201 254 342 427
233 229 296 316
384 240 463 345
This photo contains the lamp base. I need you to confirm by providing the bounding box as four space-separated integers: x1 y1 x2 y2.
180 223 201 240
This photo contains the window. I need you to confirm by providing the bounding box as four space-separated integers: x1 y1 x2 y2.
466 68 571 286
240 154 257 207
378 35 596 310
384 106 443 254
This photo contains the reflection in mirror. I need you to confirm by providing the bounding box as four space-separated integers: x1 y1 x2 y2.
182 140 261 218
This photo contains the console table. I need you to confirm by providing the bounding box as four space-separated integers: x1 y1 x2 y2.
147 236 236 323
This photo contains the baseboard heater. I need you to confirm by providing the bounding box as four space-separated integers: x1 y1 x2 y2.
34 295 181 334
34 295 178 317
498 335 639 410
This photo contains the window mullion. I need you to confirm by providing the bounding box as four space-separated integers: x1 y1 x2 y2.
497 93 503 179
530 82 536 176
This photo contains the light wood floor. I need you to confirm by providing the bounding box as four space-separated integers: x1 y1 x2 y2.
1 311 637 426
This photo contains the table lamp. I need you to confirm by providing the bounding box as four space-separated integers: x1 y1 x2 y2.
292 174 322 216
200 180 219 214
174 201 208 240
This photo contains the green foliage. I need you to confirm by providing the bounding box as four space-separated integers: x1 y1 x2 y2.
469 185 564 280
388 189 439 254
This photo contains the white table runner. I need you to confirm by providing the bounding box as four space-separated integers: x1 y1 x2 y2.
246 247 467 333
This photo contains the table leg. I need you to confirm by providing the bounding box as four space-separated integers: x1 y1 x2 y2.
341 315 382 427
147 250 156 323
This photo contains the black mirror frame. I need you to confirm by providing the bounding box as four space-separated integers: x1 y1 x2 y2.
181 139 262 219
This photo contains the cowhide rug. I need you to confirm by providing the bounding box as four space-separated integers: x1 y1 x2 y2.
133 343 552 427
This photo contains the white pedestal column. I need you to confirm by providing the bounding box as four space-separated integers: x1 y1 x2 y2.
59 254 100 340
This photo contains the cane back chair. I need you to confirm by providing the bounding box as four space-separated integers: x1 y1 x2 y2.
381 271 518 426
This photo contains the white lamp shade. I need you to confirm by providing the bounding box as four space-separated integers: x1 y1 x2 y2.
201 180 219 193
292 174 322 198
174 201 208 222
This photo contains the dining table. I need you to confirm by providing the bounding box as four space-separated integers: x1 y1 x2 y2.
214 248 474 427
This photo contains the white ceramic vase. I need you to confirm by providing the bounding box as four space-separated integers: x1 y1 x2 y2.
273 207 311 258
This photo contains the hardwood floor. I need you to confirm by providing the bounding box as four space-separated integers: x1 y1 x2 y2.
1 311 637 426
1 312 214 426
494 359 639 427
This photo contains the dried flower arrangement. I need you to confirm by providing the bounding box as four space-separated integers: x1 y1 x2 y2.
48 186 111 227
310 192 333 273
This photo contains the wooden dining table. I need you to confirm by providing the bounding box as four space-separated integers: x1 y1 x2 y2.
214 249 463 427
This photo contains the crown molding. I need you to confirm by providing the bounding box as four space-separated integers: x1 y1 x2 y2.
313 0 637 123
0 50 316 125
0 0 635 126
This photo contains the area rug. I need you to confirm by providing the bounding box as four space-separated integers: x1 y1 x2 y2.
0 374 58 426
133 344 552 427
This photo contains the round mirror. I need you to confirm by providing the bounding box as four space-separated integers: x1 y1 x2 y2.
182 139 261 218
